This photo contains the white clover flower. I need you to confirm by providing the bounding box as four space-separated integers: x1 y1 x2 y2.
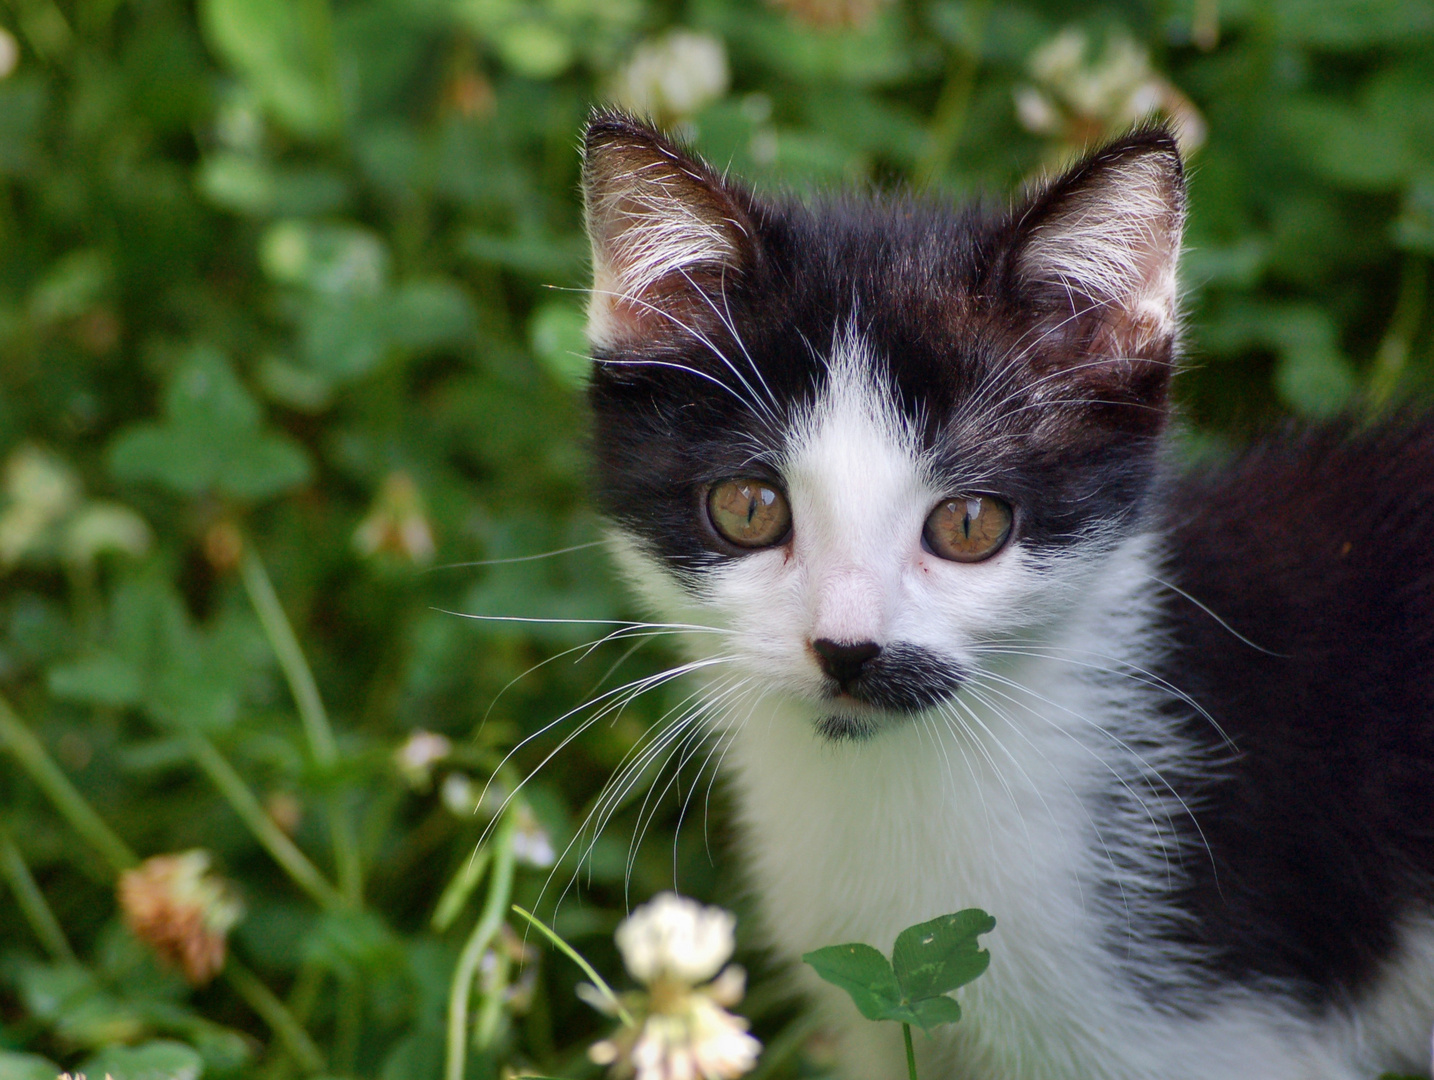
395 730 452 790
611 31 729 124
588 894 761 1080
62 502 153 564
0 445 81 567
441 772 479 817
616 893 736 985
117 850 243 986
0 28 18 79
1015 27 1205 153
512 802 555 868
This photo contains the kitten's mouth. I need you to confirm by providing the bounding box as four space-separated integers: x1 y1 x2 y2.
814 711 884 742
812 696 957 743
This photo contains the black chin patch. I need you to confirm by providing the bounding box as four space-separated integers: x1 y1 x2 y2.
814 712 882 742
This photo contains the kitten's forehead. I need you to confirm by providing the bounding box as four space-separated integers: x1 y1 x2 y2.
784 327 931 554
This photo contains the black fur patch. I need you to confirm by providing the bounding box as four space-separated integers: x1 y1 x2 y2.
821 642 966 717
1154 418 1434 1004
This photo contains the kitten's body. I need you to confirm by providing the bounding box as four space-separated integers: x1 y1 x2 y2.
580 114 1434 1078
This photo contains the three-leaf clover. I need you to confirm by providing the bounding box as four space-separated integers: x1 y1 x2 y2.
802 909 994 1079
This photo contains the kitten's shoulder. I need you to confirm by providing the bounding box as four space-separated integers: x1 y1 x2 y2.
1162 413 1434 596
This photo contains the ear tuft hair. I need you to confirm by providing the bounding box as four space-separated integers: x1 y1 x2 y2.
582 112 756 348
1013 128 1186 353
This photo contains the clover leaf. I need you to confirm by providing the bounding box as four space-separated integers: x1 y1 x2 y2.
803 909 994 1080
892 909 996 1003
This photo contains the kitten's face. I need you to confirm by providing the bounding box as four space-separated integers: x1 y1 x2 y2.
583 116 1184 740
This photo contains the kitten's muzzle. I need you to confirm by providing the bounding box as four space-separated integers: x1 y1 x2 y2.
810 639 965 713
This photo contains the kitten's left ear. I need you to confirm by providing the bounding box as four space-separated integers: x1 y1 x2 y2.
583 112 759 350
1010 128 1186 359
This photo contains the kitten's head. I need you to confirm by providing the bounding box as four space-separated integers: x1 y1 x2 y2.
582 113 1184 741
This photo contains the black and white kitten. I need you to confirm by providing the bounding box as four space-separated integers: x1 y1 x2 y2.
579 112 1434 1079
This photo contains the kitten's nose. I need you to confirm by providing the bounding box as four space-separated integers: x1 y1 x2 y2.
812 639 882 688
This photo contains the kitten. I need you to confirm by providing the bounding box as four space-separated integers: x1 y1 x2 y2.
579 111 1434 1079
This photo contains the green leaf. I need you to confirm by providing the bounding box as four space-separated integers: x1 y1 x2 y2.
201 0 341 139
0 1050 64 1080
800 942 904 1022
197 154 350 217
529 300 589 389
908 993 964 1030
385 280 478 350
891 909 994 1001
804 911 993 1031
17 963 148 1048
47 651 145 707
107 347 312 500
1271 0 1434 48
494 21 574 79
80 1039 204 1080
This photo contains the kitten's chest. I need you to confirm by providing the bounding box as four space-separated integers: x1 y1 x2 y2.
721 664 1109 970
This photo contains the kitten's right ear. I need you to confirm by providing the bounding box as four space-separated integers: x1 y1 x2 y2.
1009 128 1186 357
583 112 758 349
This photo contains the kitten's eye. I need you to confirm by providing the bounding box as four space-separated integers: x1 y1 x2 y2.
707 479 792 549
923 495 1012 563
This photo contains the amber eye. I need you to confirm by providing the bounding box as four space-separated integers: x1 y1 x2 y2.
707 479 792 549
923 495 1013 563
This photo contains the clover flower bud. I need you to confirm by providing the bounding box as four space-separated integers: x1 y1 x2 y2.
396 730 452 791
354 471 436 564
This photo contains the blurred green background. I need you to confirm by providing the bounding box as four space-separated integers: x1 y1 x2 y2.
0 0 1431 1077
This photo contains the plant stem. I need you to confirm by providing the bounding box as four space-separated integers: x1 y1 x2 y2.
904 1022 918 1080
0 819 77 962
240 546 363 906
333 975 362 1075
239 547 338 762
473 946 511 1050
433 845 492 933
185 731 346 911
0 691 137 872
225 958 327 1075
1368 255 1428 410
446 811 518 1080
511 904 635 1028
913 0 992 187
0 696 327 1074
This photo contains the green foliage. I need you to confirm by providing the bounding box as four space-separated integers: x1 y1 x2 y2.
109 348 313 500
803 910 993 1031
0 0 1431 1078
